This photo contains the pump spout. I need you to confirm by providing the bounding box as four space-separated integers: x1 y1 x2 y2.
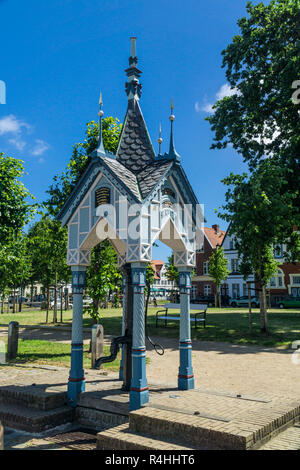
94 334 131 370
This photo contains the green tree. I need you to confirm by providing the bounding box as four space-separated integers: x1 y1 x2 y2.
0 153 36 245
165 253 179 302
46 118 122 217
1 234 32 313
86 240 122 323
219 165 282 333
207 0 300 252
208 246 230 308
145 262 155 317
27 217 70 322
45 117 122 322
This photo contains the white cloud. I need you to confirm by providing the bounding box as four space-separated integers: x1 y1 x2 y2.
8 137 26 151
31 139 49 156
195 83 239 114
0 114 30 135
0 115 49 161
216 83 239 100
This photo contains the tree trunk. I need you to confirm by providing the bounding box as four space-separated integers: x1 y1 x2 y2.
30 281 34 302
248 283 252 334
65 287 68 311
12 288 16 313
259 283 268 334
1 296 4 314
60 286 63 323
46 287 50 323
53 272 58 323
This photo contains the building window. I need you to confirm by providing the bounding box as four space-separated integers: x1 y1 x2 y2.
292 276 300 285
95 187 110 207
229 240 235 250
191 285 197 300
231 259 239 273
203 261 209 275
232 284 240 298
243 283 248 296
162 188 175 199
204 285 211 296
274 244 283 258
267 269 284 289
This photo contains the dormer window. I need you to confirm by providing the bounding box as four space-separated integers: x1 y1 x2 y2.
95 187 110 207
162 188 175 199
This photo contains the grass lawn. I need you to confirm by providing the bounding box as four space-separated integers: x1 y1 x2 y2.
1 306 300 348
4 339 121 371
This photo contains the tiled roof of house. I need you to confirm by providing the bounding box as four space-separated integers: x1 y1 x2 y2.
151 260 164 280
204 226 226 249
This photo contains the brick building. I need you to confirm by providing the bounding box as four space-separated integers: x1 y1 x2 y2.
191 224 226 300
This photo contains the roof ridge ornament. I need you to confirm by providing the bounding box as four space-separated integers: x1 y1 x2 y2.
168 99 180 162
125 37 142 100
158 123 163 156
96 91 105 155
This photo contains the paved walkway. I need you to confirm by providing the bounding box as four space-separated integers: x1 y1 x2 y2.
146 336 300 397
1 324 299 396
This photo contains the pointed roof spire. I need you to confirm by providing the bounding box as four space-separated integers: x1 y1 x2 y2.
168 98 180 161
158 123 163 155
116 38 155 172
125 37 142 100
95 91 105 155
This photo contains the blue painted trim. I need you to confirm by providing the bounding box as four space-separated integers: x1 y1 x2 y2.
178 342 194 390
68 342 85 407
130 349 149 411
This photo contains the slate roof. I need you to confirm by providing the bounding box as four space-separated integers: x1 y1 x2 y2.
137 160 172 199
116 98 155 173
101 156 172 202
101 156 140 200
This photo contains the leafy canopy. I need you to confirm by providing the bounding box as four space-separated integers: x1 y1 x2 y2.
45 117 122 216
208 246 230 288
0 153 36 244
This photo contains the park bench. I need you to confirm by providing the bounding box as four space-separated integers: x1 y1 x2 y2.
155 303 207 329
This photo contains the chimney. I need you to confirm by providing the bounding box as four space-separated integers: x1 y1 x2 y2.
212 224 219 233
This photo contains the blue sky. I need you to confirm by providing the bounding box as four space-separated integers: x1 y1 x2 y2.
0 0 251 260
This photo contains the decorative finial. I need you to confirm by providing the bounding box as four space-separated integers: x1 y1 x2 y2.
96 91 105 154
169 98 175 121
158 123 163 155
168 98 180 161
130 37 137 58
125 37 142 99
98 92 104 117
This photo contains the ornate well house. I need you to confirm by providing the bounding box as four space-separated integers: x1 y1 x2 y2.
58 38 202 411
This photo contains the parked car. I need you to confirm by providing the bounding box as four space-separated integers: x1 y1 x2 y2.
8 296 28 304
277 297 300 309
230 296 260 308
50 300 73 309
193 296 215 307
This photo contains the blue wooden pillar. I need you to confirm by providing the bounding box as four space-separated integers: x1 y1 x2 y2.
178 267 195 390
130 262 149 411
119 273 126 381
68 266 86 407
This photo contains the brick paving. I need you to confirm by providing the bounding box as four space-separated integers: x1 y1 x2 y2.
0 332 300 450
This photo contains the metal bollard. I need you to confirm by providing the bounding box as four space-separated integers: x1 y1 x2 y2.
91 324 104 369
7 321 19 360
